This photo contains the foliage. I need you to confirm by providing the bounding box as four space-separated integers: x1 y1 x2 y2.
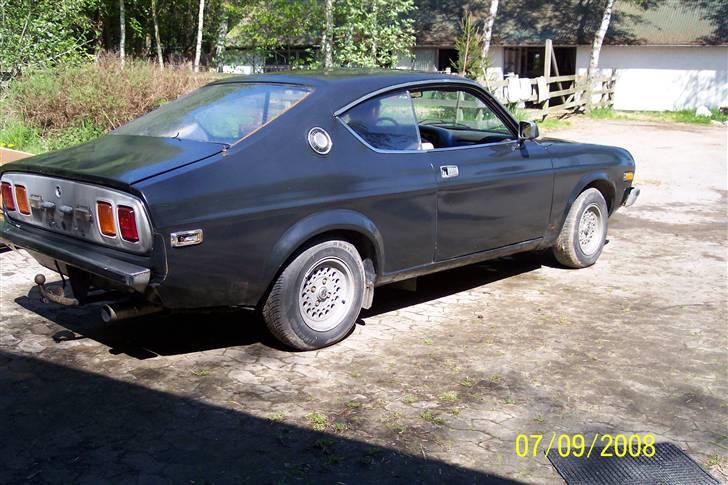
333 0 416 68
451 12 485 80
7 54 217 131
1 56 219 153
0 0 98 77
225 0 321 67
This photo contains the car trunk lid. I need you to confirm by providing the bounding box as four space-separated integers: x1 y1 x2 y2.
2 135 226 189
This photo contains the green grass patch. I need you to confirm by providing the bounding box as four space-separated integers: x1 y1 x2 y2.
587 107 727 125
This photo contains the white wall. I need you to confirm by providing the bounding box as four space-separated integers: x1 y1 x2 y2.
576 45 728 111
485 46 504 80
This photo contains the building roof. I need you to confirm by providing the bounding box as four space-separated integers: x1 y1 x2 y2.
415 0 727 47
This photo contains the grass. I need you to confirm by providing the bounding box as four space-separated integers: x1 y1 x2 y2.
587 107 728 125
438 391 458 402
706 454 722 467
402 394 417 404
306 412 328 432
460 377 475 388
420 410 447 426
268 412 287 422
331 422 348 433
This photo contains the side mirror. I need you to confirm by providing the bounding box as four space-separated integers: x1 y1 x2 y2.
519 120 539 141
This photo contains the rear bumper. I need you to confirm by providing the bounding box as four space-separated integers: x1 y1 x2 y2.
622 186 640 207
0 219 150 292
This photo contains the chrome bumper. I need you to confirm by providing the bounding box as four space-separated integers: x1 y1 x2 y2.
0 220 151 292
622 187 640 207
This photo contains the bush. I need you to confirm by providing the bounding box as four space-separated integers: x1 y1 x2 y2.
2 55 221 153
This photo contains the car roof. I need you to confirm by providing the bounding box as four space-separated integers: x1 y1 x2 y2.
208 69 480 109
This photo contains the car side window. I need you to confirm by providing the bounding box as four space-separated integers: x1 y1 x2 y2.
341 91 421 151
410 88 515 148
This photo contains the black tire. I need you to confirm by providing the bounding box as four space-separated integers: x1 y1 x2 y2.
552 188 609 268
262 240 365 350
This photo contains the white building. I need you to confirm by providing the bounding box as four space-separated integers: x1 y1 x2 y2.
403 0 727 111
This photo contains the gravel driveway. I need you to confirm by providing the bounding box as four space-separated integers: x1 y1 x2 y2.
1 119 726 484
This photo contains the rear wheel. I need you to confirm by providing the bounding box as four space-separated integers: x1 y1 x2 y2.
552 188 608 268
262 240 365 350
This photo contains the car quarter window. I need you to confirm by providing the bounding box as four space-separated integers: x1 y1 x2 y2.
410 87 516 149
341 91 421 151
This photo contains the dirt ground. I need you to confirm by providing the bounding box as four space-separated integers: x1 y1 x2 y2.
1 119 726 484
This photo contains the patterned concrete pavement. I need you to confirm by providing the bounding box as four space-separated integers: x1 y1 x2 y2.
1 119 726 484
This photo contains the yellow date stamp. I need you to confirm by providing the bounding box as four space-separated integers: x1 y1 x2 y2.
515 433 656 458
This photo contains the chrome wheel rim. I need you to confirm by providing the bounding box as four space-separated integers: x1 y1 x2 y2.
298 256 355 332
578 203 604 256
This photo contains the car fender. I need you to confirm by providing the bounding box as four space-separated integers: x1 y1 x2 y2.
551 172 616 241
263 209 385 287
567 171 616 211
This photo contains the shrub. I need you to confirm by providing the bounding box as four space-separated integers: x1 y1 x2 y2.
5 55 220 139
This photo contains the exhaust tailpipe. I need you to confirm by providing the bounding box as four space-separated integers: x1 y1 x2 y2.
101 301 163 323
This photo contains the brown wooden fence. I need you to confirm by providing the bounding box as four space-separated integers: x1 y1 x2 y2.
484 70 617 120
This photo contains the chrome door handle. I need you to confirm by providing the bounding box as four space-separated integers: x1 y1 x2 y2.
440 165 459 178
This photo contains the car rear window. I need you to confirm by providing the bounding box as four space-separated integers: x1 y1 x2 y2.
114 83 310 145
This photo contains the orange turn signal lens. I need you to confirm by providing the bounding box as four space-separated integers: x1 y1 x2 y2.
14 185 30 215
623 171 634 182
97 201 116 237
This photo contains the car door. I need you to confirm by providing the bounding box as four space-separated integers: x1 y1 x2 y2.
411 85 554 261
337 89 438 273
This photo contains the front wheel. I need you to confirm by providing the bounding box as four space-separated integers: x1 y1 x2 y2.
262 240 365 350
552 188 608 268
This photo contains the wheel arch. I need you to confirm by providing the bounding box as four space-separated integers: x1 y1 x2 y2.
567 173 616 217
261 209 384 303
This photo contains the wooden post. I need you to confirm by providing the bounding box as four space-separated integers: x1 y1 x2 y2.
543 39 552 116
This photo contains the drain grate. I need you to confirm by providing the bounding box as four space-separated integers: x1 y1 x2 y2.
547 442 719 485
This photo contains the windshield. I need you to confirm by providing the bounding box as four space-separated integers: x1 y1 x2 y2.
114 83 310 145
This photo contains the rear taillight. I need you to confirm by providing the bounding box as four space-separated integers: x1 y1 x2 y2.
1 182 15 211
117 205 139 242
97 201 116 237
14 185 30 215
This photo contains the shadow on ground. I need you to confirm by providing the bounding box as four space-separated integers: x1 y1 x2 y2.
14 254 543 359
0 351 523 484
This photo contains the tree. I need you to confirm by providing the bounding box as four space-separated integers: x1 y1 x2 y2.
226 0 320 69
119 0 126 65
0 0 97 77
334 0 415 68
151 0 163 68
452 12 485 80
585 0 614 109
480 0 498 78
322 0 334 68
193 0 206 71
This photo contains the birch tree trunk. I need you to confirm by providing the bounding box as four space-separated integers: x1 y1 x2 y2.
370 0 378 65
151 0 164 69
215 4 228 72
480 0 498 78
586 0 614 110
193 0 205 72
119 0 126 66
322 0 334 69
